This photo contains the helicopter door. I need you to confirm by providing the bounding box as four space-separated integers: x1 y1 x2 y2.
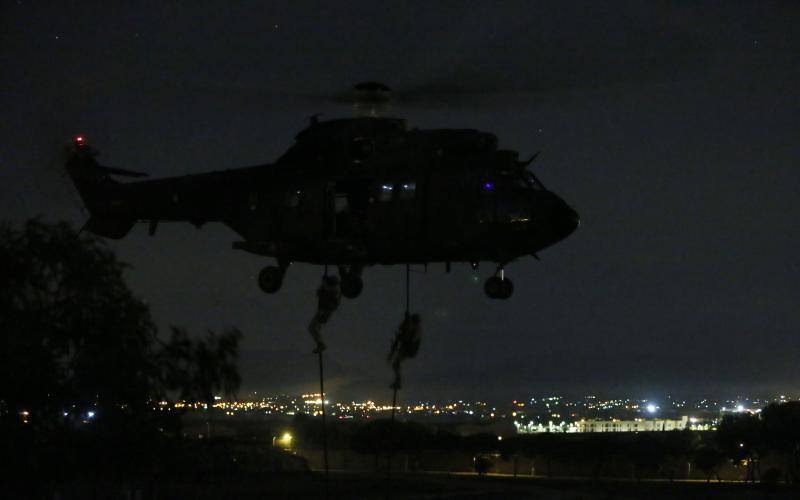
272 181 327 243
331 179 370 240
365 177 422 248
394 180 420 241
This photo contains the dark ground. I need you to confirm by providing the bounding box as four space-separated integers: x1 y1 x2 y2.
158 472 796 499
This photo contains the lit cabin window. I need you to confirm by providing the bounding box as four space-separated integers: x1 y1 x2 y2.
377 183 394 202
398 182 416 200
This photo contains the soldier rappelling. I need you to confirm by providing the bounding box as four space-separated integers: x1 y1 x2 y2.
387 313 422 390
308 274 342 353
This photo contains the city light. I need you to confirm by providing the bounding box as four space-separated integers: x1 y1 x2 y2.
63 392 791 433
274 432 293 449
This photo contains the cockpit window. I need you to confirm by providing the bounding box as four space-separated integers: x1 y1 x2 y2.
495 185 531 224
523 171 546 190
492 171 545 191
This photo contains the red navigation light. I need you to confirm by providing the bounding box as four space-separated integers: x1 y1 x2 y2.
75 136 85 145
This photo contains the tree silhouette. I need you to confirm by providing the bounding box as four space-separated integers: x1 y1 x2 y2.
716 413 762 482
0 219 242 488
1 220 157 428
761 402 800 483
159 326 242 406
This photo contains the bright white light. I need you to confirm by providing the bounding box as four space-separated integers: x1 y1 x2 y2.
736 405 745 412
646 404 657 414
87 411 95 419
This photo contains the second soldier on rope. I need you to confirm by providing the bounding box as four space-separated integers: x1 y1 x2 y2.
387 313 422 390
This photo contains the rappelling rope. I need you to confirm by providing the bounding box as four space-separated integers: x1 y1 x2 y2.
386 264 412 496
392 264 410 418
310 266 338 500
317 348 330 499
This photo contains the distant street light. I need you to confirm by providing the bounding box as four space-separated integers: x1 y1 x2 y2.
273 432 293 449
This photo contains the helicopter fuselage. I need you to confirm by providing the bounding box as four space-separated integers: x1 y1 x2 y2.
66 117 579 297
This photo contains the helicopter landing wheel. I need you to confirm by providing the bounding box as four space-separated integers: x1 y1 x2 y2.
340 273 363 299
258 265 284 294
484 276 514 300
338 263 364 299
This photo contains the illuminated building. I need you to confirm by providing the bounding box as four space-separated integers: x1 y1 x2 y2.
515 416 712 434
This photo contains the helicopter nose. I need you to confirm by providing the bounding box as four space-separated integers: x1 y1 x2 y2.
555 203 580 239
542 192 579 241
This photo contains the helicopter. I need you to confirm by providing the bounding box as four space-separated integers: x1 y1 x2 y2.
65 82 579 300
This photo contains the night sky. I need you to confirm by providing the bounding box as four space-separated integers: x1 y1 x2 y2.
2 1 798 402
